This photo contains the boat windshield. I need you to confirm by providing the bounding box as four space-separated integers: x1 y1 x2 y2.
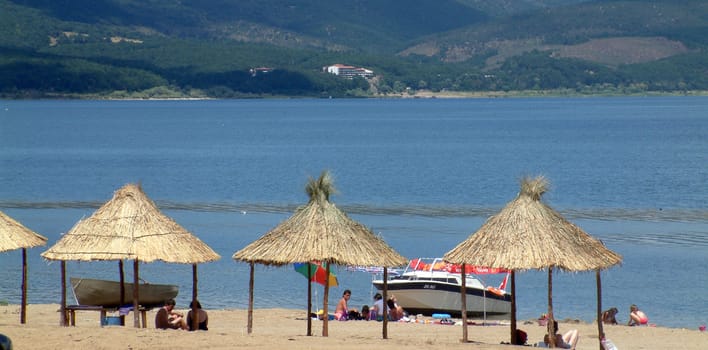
398 258 508 289
405 258 508 275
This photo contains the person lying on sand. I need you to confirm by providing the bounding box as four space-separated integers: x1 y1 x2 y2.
539 321 579 349
386 296 407 321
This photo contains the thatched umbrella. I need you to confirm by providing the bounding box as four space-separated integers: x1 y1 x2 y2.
0 210 48 324
444 176 622 347
233 171 407 337
41 183 220 328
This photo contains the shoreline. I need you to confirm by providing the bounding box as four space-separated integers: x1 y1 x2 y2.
404 90 708 99
1 304 705 349
3 90 708 100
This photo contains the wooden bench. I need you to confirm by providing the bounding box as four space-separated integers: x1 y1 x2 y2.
64 305 148 328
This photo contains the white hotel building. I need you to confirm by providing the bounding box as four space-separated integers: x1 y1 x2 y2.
325 64 374 79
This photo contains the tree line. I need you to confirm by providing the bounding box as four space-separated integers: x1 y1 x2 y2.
1 46 706 98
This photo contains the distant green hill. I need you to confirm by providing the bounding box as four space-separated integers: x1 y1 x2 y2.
1 0 706 98
403 0 707 64
4 0 489 53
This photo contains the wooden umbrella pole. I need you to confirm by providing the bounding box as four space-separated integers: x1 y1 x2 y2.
119 260 125 306
60 260 67 326
247 262 254 334
133 260 140 328
510 271 517 345
383 267 388 339
548 268 555 348
322 262 330 337
461 265 468 343
306 262 312 336
21 248 28 324
597 270 604 350
192 263 198 331
119 260 126 325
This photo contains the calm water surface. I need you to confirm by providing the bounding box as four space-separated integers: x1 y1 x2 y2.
0 97 706 329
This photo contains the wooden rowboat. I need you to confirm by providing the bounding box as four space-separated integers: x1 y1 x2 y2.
70 277 179 308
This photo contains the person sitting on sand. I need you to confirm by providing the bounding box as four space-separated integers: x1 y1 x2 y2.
386 295 407 321
371 293 383 320
359 305 370 321
186 300 208 331
628 304 648 326
347 308 362 320
334 289 352 320
602 307 619 325
539 321 579 349
155 299 188 330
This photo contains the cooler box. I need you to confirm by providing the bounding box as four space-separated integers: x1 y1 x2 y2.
102 316 123 326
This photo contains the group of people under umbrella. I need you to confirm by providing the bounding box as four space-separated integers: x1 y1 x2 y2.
1 171 621 348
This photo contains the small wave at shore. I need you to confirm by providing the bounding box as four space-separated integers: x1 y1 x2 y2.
600 229 708 248
1 200 707 223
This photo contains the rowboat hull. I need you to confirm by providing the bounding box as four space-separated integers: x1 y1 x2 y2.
70 277 179 308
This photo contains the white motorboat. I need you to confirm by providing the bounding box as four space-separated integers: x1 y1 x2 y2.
372 258 511 318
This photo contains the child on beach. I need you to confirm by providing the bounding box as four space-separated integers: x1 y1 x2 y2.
602 307 619 325
628 304 649 326
359 305 370 320
334 289 352 320
371 293 383 321
386 295 407 321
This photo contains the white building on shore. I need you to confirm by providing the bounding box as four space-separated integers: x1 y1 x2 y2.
324 64 374 79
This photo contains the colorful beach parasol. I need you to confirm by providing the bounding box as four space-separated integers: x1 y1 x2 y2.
294 261 338 287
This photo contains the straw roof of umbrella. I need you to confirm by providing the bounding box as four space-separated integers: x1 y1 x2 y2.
42 183 219 263
233 171 407 267
444 176 622 346
233 171 406 338
444 176 622 271
0 210 47 252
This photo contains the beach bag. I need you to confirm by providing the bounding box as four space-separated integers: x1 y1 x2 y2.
514 329 528 345
601 338 619 350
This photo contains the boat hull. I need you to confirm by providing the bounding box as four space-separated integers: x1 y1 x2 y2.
373 279 511 318
70 277 179 308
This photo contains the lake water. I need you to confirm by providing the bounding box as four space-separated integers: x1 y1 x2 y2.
0 97 706 329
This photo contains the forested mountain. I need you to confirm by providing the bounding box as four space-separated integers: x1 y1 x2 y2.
1 0 706 98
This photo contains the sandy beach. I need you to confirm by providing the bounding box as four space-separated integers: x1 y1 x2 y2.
1 304 705 349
